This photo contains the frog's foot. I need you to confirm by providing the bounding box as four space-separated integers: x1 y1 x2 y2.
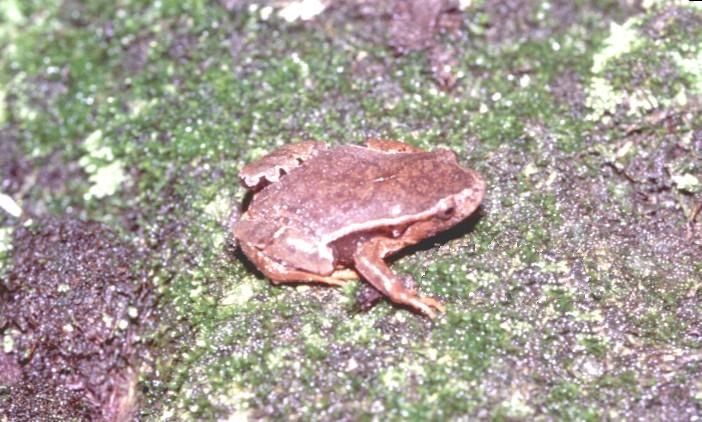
353 238 446 319
240 242 351 287
356 274 416 311
240 141 328 189
365 139 425 153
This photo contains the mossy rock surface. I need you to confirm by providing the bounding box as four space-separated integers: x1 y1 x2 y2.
1 1 701 420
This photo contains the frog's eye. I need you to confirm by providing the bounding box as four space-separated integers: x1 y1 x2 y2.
438 206 455 219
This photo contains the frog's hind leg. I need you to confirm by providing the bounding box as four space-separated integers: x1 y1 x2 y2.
239 141 328 189
240 242 353 287
352 237 445 319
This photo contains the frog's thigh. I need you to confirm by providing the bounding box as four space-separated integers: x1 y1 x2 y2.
240 141 328 188
240 242 350 287
365 139 425 153
353 238 445 319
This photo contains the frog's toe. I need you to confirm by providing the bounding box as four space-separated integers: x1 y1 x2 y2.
403 294 445 319
409 299 437 319
420 296 446 314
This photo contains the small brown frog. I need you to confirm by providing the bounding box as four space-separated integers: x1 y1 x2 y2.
232 140 485 318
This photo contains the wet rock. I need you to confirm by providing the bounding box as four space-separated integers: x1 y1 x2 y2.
388 0 451 53
0 218 155 421
0 130 30 196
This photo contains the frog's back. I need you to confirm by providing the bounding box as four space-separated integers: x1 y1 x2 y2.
243 145 479 241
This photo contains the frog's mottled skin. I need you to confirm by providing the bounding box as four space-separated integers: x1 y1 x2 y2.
233 140 485 318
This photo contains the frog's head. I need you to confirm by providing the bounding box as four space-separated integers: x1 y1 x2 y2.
442 168 485 223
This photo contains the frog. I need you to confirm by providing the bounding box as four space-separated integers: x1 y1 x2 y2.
232 139 485 318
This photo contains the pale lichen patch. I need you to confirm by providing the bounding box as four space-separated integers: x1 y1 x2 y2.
2 333 13 353
672 173 701 193
585 77 622 122
79 130 129 200
214 383 254 422
203 191 233 223
278 0 327 23
0 0 24 26
591 20 642 74
0 226 13 254
85 161 128 200
671 49 702 93
498 391 534 419
0 193 22 218
586 14 701 122
220 279 258 307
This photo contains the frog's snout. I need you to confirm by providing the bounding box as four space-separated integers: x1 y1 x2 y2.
227 205 241 249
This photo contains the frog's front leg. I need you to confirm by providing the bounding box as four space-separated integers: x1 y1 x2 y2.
239 141 328 189
239 242 354 287
353 238 446 318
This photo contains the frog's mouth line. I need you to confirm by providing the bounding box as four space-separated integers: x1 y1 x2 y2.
321 184 484 244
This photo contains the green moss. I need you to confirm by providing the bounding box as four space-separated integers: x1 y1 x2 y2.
367 311 506 419
3 0 701 419
597 371 637 390
414 258 475 298
544 287 575 314
633 308 685 344
545 382 600 420
578 335 608 358
333 312 382 345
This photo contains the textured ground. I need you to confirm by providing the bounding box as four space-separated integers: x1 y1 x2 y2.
1 0 701 420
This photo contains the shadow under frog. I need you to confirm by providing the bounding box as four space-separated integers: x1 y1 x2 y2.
230 139 485 319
